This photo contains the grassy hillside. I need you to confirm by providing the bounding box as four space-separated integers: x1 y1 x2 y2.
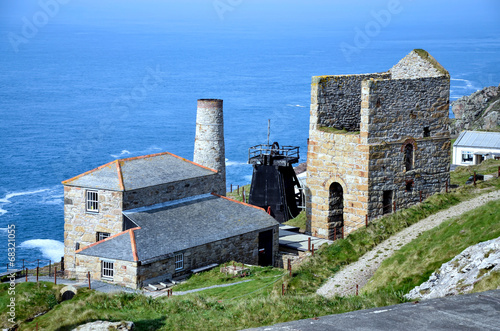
362 199 500 295
3 179 499 330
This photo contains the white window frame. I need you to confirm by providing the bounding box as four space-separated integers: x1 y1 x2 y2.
101 260 114 280
97 232 110 242
174 253 184 271
86 190 99 213
461 151 473 164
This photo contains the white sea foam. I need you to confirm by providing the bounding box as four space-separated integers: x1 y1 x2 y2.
0 188 50 216
244 175 252 182
226 159 247 166
0 189 49 204
20 239 65 262
110 146 162 159
287 104 306 108
111 149 132 158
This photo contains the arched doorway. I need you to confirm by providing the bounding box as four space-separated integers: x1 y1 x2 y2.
328 182 344 240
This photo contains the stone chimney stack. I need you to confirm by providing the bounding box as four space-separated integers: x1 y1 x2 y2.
194 99 226 195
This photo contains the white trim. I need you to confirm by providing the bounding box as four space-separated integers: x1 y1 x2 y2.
174 253 184 271
101 260 114 280
86 190 99 213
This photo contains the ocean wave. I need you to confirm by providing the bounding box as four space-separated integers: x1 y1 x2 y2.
0 208 6 216
226 159 248 166
110 150 132 158
110 146 162 159
0 189 50 204
19 239 65 262
287 104 306 108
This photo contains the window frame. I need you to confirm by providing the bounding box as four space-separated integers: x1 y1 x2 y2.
86 190 99 213
101 260 114 280
404 144 414 172
461 151 473 164
96 232 110 242
174 253 184 271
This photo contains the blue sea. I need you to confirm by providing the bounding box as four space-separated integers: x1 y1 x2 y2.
1 1 499 271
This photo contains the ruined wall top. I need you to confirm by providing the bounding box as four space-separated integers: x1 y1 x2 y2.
389 49 449 80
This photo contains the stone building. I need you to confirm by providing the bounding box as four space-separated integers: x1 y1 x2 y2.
306 50 451 239
63 99 279 289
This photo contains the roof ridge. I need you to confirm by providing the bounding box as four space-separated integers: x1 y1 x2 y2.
116 160 125 191
62 160 118 185
75 227 141 254
164 151 217 173
129 228 139 262
211 192 266 211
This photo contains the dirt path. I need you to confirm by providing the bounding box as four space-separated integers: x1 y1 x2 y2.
317 189 500 298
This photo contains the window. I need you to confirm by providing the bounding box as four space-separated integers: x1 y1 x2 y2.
462 151 473 164
383 190 393 215
174 253 184 271
404 144 414 171
101 260 114 279
86 190 99 213
405 180 414 192
423 127 430 137
96 232 110 242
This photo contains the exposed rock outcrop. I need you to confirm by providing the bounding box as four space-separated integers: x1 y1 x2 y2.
450 84 500 135
406 237 500 300
73 321 134 330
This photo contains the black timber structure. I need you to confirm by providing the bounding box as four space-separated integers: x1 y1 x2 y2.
248 142 303 223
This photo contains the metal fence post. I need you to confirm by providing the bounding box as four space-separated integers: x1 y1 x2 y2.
54 267 57 285
88 271 91 289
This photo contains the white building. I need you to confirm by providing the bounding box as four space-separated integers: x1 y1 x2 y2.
453 131 500 166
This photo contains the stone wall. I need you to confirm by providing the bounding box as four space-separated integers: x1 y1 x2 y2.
306 130 370 238
194 99 226 195
122 174 219 210
307 52 450 239
362 77 450 218
137 226 279 287
74 254 139 289
361 77 450 144
312 73 390 131
64 186 124 277
73 226 279 288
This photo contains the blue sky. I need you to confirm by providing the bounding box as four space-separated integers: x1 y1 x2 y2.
1 0 499 33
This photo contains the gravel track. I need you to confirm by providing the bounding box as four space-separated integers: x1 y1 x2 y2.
317 189 500 298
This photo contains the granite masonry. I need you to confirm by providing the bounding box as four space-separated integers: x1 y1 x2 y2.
63 99 279 289
306 50 451 240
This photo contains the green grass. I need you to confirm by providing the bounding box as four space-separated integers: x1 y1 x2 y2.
226 184 251 202
16 285 404 331
362 199 500 295
287 177 500 295
0 282 63 327
284 211 306 232
318 126 360 135
4 178 500 330
450 159 500 186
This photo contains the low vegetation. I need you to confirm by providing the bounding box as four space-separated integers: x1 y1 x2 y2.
3 177 499 330
283 210 306 232
450 159 500 186
362 199 500 294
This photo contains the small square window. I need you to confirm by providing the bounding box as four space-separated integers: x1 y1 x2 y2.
423 127 430 137
406 180 414 192
174 253 184 271
101 260 114 279
462 151 473 164
96 232 110 242
86 190 99 213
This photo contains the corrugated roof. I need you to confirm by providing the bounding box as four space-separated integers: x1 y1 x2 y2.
62 152 217 191
77 194 278 263
453 131 500 149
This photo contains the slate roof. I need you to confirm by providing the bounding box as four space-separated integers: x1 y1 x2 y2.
77 194 278 263
62 152 217 191
454 131 500 149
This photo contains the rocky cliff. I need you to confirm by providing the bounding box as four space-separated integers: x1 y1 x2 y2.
450 84 500 135
405 237 500 300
